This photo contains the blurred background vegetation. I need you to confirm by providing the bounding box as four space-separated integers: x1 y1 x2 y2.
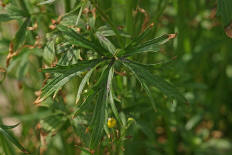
1 0 232 154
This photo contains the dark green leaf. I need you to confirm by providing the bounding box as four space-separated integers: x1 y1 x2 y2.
57 25 105 55
73 91 96 118
126 24 154 48
121 59 187 104
0 14 13 22
96 32 116 55
14 18 30 51
109 90 122 125
89 65 114 148
42 59 101 74
43 40 56 65
122 34 175 57
36 60 101 103
0 126 30 153
0 123 20 130
217 0 232 26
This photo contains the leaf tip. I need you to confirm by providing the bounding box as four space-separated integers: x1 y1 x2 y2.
149 22 155 28
34 96 43 105
168 33 177 40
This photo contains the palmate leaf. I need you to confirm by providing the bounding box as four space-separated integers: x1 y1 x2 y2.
122 34 176 57
35 59 101 104
0 124 29 154
121 59 187 104
89 65 114 148
57 25 106 55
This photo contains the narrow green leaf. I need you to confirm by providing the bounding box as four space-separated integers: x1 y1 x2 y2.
217 0 232 26
0 134 16 155
14 18 30 51
73 91 96 118
75 69 94 104
97 26 131 38
42 59 101 74
96 32 116 55
0 123 20 130
0 127 30 153
89 89 106 148
123 34 175 57
57 25 105 55
38 0 56 5
142 82 157 112
40 72 81 102
89 65 114 148
90 0 124 47
121 59 187 104
43 40 55 65
75 145 92 155
0 14 13 22
109 91 122 125
126 24 154 48
36 60 101 103
6 4 30 18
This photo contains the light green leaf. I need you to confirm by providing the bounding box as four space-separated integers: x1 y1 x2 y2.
38 0 56 5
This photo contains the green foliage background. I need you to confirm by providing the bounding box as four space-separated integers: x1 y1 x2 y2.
0 0 232 155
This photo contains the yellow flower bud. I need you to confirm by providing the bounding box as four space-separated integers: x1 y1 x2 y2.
107 118 116 128
128 117 134 122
